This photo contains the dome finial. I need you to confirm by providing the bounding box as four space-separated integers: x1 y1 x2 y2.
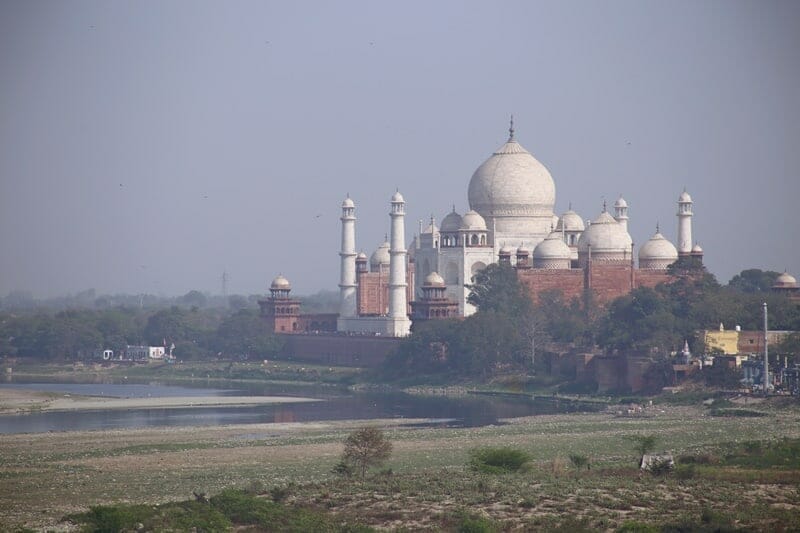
656 221 660 234
602 199 607 213
508 114 515 141
568 201 572 211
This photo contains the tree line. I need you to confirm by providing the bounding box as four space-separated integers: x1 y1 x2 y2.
384 262 800 382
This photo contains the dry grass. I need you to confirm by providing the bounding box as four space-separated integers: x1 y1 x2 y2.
1 404 799 530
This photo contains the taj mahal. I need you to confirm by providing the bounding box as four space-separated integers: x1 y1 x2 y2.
262 119 704 337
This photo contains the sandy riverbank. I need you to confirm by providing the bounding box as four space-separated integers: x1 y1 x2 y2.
0 387 321 414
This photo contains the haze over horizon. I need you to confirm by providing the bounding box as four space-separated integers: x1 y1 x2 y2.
1 1 798 299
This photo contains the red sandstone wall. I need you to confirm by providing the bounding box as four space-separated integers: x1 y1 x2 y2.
357 269 415 316
357 272 389 315
635 270 671 290
588 263 634 305
517 269 584 304
279 334 400 367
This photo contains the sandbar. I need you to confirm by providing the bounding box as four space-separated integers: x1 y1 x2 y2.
0 387 321 414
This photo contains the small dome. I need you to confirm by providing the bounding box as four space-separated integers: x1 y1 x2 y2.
424 272 445 286
370 241 391 268
638 231 678 269
270 275 291 290
614 196 628 208
555 209 585 232
774 272 798 288
533 232 571 260
516 244 531 255
356 252 368 261
577 211 633 255
679 190 692 203
342 196 355 208
391 190 404 203
499 245 514 255
440 209 463 232
692 243 703 253
460 210 487 231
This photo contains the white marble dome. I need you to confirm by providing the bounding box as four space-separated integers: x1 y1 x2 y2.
440 209 463 232
774 271 798 288
356 251 368 261
577 211 633 262
556 209 585 232
370 240 390 269
467 134 556 235
460 210 487 231
270 275 291 290
692 243 703 254
391 190 404 203
424 271 446 286
614 196 628 209
342 196 355 208
679 190 692 203
638 230 678 270
533 231 572 269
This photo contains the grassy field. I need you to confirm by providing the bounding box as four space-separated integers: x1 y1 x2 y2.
2 398 800 531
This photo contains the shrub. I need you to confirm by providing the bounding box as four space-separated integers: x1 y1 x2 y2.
616 520 659 533
341 427 392 478
674 464 695 480
648 457 674 476
568 454 589 470
468 447 531 474
447 510 499 533
270 484 292 503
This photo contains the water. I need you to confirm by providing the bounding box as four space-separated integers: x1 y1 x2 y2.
0 380 601 434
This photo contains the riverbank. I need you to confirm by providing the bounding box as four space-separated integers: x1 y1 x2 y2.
0 387 321 415
2 401 799 531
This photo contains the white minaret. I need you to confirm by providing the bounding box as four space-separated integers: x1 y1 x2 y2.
338 195 357 319
613 195 629 232
387 190 411 335
677 189 693 256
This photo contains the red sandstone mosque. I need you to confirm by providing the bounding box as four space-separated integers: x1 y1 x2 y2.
263 119 713 336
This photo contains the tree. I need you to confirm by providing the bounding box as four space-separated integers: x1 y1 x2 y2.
728 269 781 293
466 263 532 316
626 434 657 466
340 427 392 478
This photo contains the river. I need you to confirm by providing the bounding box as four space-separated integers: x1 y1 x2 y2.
0 380 602 434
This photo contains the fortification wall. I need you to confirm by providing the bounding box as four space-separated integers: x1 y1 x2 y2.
279 333 400 368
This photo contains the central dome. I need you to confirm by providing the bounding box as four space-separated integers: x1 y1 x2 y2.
467 127 556 240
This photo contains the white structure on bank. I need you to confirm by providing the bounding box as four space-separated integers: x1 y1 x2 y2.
337 191 412 336
338 118 697 321
677 189 693 256
336 196 357 329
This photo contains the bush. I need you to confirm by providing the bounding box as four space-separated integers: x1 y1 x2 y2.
674 464 696 480
568 454 589 470
648 457 674 476
341 427 392 478
447 510 499 533
468 447 531 474
616 521 659 533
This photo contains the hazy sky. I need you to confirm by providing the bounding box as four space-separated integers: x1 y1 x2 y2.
1 1 799 298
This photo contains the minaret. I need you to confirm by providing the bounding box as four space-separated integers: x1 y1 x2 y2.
614 195 629 232
338 195 357 320
388 190 411 335
677 189 693 256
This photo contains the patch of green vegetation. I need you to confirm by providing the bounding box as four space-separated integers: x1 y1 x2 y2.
468 447 531 474
67 489 372 532
708 408 767 418
722 438 800 469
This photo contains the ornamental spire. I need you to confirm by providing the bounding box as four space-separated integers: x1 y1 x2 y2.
508 114 515 141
